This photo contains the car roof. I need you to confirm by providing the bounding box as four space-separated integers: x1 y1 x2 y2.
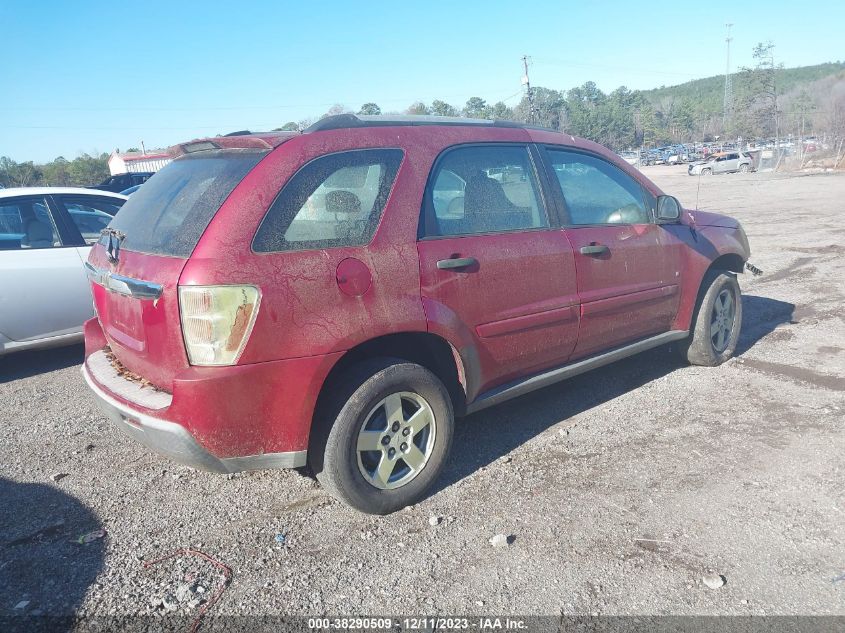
304 114 530 132
177 114 605 159
0 187 128 200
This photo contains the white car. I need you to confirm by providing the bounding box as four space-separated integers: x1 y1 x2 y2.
0 187 127 355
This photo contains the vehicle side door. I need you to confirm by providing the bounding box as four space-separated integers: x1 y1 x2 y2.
727 152 741 172
417 144 580 397
0 195 93 342
540 147 682 359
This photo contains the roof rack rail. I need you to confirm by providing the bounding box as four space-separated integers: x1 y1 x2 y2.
303 114 542 134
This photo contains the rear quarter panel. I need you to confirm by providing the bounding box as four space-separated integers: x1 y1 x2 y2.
184 130 433 363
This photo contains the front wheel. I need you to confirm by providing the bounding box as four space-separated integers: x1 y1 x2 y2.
701 168 712 176
309 358 454 514
679 270 742 366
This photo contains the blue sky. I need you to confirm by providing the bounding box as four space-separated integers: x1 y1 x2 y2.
3 0 843 162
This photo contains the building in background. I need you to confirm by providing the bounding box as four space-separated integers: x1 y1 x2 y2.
107 150 172 176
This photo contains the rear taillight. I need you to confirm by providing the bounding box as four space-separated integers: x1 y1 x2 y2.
178 285 260 366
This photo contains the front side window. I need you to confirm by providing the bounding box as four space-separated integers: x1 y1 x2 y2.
0 198 60 250
424 145 547 237
546 149 650 225
59 196 125 244
253 149 403 253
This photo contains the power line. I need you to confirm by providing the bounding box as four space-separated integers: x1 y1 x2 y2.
531 57 702 79
0 89 522 113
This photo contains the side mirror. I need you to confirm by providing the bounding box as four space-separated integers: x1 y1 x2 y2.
656 195 681 222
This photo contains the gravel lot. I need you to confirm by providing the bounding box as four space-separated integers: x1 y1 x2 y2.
1 167 843 622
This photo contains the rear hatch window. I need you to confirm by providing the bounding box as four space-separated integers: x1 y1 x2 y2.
107 149 266 257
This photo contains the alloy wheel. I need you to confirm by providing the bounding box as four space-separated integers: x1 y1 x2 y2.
356 392 436 490
710 288 736 352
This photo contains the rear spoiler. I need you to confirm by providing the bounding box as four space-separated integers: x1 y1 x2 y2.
169 132 298 157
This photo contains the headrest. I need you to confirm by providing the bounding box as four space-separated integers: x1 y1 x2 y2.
325 190 362 215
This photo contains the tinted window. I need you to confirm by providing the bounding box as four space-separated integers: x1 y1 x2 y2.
546 150 649 225
425 145 547 237
0 198 60 250
253 149 403 253
108 150 266 257
60 196 125 245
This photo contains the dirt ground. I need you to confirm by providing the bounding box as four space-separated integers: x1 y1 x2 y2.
1 166 843 623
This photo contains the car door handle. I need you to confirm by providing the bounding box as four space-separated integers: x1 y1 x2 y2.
579 244 609 256
436 257 478 270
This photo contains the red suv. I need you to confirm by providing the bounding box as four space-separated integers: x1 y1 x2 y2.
82 115 750 514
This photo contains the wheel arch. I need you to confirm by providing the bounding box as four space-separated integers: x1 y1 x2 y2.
708 252 746 275
315 332 467 422
683 253 745 331
674 249 747 332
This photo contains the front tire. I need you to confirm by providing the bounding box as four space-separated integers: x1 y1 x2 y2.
309 358 454 514
701 168 712 176
679 270 742 366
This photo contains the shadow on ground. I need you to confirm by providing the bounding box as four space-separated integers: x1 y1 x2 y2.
433 294 794 494
735 295 796 356
0 476 105 626
0 344 84 384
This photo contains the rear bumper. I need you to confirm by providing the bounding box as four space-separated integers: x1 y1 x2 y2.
82 361 306 473
81 318 342 473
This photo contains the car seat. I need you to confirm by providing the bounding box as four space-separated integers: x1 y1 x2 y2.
462 171 531 233
23 219 55 248
325 190 365 241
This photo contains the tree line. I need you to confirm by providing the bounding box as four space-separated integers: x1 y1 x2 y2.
273 44 843 150
0 153 111 189
3 43 842 188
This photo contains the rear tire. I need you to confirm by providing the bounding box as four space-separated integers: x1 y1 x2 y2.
739 164 749 173
678 270 742 366
309 358 454 514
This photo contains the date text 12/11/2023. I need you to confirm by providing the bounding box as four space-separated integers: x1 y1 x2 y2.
307 618 528 630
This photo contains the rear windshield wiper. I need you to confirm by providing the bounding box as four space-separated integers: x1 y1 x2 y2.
100 227 126 264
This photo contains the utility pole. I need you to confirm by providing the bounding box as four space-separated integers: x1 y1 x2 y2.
521 55 538 124
771 45 779 160
723 23 733 132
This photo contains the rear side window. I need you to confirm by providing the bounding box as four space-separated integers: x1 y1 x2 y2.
107 150 266 257
59 196 124 245
423 145 547 238
253 149 403 253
